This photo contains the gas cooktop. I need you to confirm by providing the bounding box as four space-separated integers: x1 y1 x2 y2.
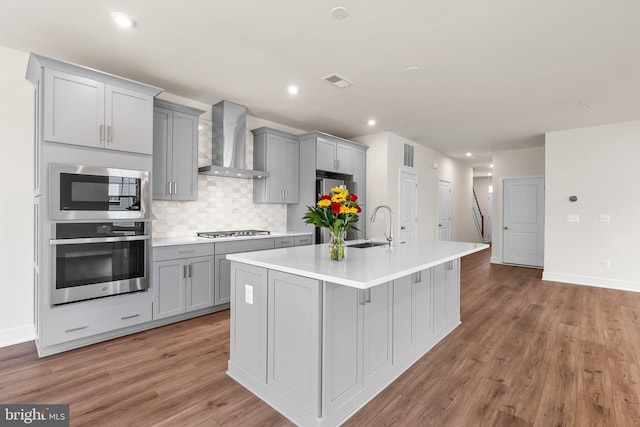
196 230 271 239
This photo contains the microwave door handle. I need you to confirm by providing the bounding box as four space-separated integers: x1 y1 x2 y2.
50 235 150 245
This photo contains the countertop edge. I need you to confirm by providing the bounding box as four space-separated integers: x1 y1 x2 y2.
152 231 313 247
227 243 489 289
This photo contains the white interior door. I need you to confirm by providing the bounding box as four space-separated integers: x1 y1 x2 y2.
398 171 418 242
502 177 544 267
437 180 451 241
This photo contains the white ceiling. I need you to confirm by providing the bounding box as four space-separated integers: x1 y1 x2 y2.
2 0 640 170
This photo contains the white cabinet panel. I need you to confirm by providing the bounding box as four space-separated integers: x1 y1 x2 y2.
106 85 153 154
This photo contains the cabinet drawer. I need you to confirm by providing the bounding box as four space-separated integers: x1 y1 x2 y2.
274 237 294 248
42 302 152 347
154 243 214 261
294 235 312 246
215 238 275 255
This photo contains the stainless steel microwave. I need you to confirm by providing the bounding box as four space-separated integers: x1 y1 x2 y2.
49 164 150 221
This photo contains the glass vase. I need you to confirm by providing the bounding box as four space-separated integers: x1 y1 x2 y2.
328 230 346 261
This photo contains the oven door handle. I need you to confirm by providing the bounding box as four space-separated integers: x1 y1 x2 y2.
50 235 151 245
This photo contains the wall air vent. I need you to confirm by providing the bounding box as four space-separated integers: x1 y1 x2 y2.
403 143 415 167
322 73 354 89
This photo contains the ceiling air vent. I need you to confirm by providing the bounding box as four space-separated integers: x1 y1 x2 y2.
403 143 414 167
322 73 354 89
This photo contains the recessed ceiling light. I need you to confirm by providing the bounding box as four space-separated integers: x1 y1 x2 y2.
367 119 376 126
111 12 135 28
287 85 299 95
466 152 472 157
330 7 349 20
489 164 494 168
405 66 420 73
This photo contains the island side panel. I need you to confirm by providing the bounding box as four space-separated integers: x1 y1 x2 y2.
229 261 268 383
267 270 322 417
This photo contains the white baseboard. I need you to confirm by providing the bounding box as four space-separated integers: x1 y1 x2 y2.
542 271 640 293
490 257 501 264
0 324 35 348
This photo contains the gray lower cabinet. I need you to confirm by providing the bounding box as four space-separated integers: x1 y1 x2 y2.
434 259 460 333
229 262 269 382
227 260 461 426
392 269 434 364
268 270 322 416
323 281 392 412
214 238 276 305
153 99 204 201
153 244 215 319
252 127 300 204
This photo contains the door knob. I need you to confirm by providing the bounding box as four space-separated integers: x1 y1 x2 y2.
504 226 508 230
401 226 406 230
438 224 442 227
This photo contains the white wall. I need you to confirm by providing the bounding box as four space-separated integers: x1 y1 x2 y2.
491 146 545 263
355 132 477 243
0 46 35 346
473 176 492 215
544 120 640 290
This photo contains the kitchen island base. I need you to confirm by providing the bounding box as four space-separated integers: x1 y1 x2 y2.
228 258 463 426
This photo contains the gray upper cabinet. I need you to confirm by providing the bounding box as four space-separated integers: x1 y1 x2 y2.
252 127 300 204
316 137 354 175
153 99 204 201
27 54 162 155
42 68 154 154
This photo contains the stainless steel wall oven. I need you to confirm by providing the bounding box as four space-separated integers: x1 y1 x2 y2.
50 221 150 305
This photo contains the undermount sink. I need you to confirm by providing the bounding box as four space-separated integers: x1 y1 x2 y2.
349 241 388 249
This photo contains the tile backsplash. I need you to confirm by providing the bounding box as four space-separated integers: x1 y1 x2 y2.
152 117 287 238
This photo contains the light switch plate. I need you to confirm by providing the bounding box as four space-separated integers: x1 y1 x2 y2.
567 214 580 222
245 284 253 305
599 214 610 223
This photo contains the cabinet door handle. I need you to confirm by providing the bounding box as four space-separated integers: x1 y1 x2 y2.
99 124 104 142
365 288 371 304
359 289 366 305
173 182 177 195
188 265 192 278
107 125 112 143
65 326 88 333
334 159 339 170
178 250 195 254
284 189 288 199
121 314 140 320
167 182 172 195
446 261 454 271
183 265 188 278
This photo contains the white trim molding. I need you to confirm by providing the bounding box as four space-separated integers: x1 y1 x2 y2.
0 324 35 348
542 271 640 293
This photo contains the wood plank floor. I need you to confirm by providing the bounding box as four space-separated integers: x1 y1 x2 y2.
2 247 640 426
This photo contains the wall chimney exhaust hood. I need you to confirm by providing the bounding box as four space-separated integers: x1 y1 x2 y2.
198 100 269 179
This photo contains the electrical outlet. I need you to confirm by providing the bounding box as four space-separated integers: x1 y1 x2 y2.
245 284 253 304
602 260 611 269
567 214 580 222
599 214 610 223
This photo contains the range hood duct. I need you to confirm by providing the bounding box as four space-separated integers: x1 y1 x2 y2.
198 100 268 179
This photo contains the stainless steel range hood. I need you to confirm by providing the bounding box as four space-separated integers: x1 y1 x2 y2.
198 100 269 179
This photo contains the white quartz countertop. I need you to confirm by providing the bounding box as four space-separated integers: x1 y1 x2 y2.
226 240 489 289
152 231 312 247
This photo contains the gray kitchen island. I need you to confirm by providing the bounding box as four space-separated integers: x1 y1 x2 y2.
226 240 488 426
